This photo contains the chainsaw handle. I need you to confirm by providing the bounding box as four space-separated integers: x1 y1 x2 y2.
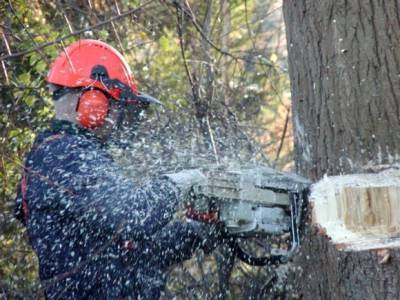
186 208 284 266
228 239 284 266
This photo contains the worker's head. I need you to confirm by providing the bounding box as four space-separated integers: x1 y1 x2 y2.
46 39 161 140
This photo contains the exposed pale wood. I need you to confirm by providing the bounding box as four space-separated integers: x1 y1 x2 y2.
310 168 400 251
341 187 400 235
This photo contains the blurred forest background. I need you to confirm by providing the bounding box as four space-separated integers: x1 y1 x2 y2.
0 0 293 298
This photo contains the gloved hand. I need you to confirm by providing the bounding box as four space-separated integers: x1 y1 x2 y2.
188 219 227 254
163 169 207 206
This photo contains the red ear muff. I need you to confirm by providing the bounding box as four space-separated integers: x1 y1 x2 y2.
76 90 109 128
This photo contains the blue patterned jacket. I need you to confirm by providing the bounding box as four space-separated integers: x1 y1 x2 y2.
15 120 201 299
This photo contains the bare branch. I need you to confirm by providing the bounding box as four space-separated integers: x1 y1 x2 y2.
244 0 257 50
1 60 9 84
206 115 219 164
63 14 74 34
2 33 12 55
273 108 291 167
174 1 232 58
0 0 155 61
174 3 198 103
173 1 282 71
111 21 125 54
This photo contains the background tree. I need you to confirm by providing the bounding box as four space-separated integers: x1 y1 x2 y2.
283 0 400 298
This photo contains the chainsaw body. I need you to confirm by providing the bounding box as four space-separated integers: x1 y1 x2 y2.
190 165 310 264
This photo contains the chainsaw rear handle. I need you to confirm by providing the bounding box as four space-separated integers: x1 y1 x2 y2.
185 208 287 266
226 190 307 266
228 239 285 266
186 205 294 266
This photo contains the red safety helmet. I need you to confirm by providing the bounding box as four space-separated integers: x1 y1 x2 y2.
46 39 160 128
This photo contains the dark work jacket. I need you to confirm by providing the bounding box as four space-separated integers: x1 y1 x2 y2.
15 120 201 299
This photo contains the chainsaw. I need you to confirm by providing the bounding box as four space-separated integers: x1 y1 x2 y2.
188 165 310 266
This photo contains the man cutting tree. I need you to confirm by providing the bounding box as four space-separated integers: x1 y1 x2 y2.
15 39 220 299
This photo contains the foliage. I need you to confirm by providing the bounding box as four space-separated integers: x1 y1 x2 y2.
0 0 291 298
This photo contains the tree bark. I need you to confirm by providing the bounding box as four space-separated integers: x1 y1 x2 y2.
283 0 400 299
284 0 400 181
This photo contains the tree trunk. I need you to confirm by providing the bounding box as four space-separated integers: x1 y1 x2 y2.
283 0 400 299
284 0 400 181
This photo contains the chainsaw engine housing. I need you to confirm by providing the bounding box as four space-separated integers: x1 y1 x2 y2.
192 165 310 252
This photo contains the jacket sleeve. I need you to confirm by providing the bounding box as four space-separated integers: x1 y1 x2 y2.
35 135 180 240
